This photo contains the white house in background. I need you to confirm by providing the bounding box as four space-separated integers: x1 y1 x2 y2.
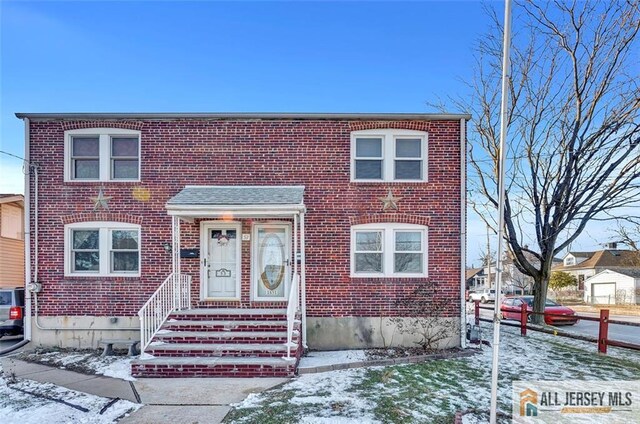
583 269 640 305
553 244 640 291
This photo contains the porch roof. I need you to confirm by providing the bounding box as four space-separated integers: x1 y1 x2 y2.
166 185 306 217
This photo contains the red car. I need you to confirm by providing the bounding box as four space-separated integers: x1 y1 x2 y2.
500 296 578 326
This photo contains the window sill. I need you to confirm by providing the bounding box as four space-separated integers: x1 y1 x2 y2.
350 180 429 184
350 274 428 279
63 179 141 184
64 273 141 279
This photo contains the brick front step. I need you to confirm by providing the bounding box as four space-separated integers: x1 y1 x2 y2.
154 330 299 344
147 342 297 358
131 357 297 378
171 308 288 321
135 308 303 377
163 320 289 332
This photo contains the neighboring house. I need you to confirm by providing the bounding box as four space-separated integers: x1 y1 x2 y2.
583 269 640 305
477 253 562 295
466 267 485 290
18 112 468 377
0 194 25 288
553 245 640 291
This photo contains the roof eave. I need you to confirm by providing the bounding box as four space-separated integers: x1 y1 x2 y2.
15 112 472 121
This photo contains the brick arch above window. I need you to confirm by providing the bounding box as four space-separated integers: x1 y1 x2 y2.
349 214 430 227
348 121 431 132
61 121 145 131
60 213 143 225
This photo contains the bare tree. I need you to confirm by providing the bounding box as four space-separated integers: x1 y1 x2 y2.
611 222 640 267
443 1 640 323
613 223 640 252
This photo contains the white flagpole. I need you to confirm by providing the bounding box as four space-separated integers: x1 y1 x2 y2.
489 0 513 422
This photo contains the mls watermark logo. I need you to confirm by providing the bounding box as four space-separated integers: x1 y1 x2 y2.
513 380 640 423
520 388 538 417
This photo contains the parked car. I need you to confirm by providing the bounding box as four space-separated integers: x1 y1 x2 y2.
500 295 578 326
0 288 25 338
468 288 502 303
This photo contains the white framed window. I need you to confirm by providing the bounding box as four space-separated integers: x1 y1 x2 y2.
351 129 427 182
64 222 141 277
351 223 428 277
64 128 141 182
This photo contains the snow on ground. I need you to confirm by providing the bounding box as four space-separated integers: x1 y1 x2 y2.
225 324 640 424
18 349 136 381
298 349 367 368
91 357 136 381
0 364 140 424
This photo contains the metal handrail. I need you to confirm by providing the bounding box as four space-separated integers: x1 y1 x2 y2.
285 274 300 359
138 273 192 353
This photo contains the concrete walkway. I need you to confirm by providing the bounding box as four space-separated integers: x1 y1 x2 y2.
0 357 287 423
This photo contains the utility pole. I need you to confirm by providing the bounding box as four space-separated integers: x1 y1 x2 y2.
486 225 492 288
490 0 512 422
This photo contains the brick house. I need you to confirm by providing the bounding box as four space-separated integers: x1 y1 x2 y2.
17 112 468 377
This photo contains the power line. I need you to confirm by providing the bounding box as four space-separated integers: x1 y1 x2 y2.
0 150 27 162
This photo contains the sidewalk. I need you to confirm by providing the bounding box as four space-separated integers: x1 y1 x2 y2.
1 357 288 424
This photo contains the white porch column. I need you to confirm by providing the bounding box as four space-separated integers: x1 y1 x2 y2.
171 216 181 308
300 211 307 348
293 213 298 279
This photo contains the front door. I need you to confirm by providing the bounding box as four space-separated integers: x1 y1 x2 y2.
253 223 291 300
203 224 241 299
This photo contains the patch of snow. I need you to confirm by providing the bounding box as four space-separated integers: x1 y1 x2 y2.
298 350 367 368
148 341 165 346
234 368 379 423
0 364 140 424
91 357 136 382
138 353 155 360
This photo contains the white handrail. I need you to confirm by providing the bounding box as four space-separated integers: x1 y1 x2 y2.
285 274 300 359
138 273 192 353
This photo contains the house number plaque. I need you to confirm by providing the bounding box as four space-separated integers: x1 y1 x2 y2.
215 268 232 278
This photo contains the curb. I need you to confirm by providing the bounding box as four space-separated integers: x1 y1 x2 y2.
298 348 478 374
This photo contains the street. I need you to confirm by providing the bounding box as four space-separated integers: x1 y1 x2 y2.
473 303 640 346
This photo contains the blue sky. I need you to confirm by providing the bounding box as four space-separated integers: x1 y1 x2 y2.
0 1 612 264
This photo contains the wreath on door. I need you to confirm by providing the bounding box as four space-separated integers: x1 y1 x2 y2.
216 234 230 246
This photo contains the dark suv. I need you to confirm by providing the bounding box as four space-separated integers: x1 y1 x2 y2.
0 288 25 338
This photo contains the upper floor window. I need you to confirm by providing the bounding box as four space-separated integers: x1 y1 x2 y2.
65 128 141 182
64 221 141 277
351 223 428 277
351 129 427 182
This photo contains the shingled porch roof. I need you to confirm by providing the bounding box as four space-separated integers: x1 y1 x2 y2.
165 185 306 218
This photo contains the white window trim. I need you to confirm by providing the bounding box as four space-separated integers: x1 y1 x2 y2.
64 128 141 182
350 129 428 182
350 223 428 278
64 221 141 277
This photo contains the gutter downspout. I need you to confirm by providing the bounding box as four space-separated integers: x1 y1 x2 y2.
460 118 467 349
23 117 32 343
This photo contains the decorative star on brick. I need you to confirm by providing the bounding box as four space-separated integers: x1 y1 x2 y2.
90 187 112 211
379 189 402 211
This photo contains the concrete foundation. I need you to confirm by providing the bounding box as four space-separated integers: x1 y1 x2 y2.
306 316 461 350
30 316 139 349
30 315 461 351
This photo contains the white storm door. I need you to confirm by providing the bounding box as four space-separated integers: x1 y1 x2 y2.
253 223 291 300
205 225 240 299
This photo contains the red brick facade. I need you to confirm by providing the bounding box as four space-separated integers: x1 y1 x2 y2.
26 117 464 320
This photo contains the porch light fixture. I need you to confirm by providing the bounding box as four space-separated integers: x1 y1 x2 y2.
162 242 172 253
